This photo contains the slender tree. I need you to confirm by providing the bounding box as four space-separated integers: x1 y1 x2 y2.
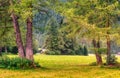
10 0 25 58
92 38 102 65
25 17 34 61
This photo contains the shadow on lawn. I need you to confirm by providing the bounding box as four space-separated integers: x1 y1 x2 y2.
1 63 120 72
89 62 120 70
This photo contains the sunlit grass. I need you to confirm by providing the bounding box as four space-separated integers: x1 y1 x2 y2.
0 54 120 78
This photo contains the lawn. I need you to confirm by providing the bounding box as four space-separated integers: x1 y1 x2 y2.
0 55 120 78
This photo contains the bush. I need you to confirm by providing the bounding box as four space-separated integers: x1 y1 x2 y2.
33 48 38 54
2 46 38 54
11 46 18 54
45 50 61 55
89 62 97 66
75 46 88 56
98 48 107 54
64 49 75 55
75 46 84 55
83 46 88 56
0 56 40 69
2 46 18 54
105 54 117 65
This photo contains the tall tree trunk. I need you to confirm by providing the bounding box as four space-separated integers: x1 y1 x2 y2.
92 39 102 65
106 34 111 65
11 13 25 58
106 12 111 65
25 18 34 61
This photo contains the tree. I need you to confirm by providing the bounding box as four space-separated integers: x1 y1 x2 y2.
92 39 103 65
0 0 23 55
53 0 102 64
83 46 88 56
75 45 83 55
45 17 59 52
86 0 120 65
10 0 25 58
25 18 34 61
57 0 120 65
18 0 34 61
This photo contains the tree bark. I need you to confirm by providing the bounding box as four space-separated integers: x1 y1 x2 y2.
11 13 25 58
0 47 2 56
106 12 111 65
92 39 102 65
106 34 111 65
96 38 102 65
25 18 34 61
4 46 7 53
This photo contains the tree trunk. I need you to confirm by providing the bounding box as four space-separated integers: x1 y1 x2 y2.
106 12 111 65
25 18 34 61
4 46 7 53
0 47 2 56
11 13 25 58
106 34 111 65
96 38 102 65
92 39 102 65
95 53 102 65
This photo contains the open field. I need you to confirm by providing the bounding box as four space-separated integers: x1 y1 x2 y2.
0 55 120 78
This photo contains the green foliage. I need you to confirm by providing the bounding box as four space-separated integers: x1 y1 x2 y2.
98 48 107 54
0 56 40 69
59 37 75 55
44 15 61 51
11 46 18 54
89 62 97 66
75 46 89 56
62 49 75 55
2 46 18 54
33 48 38 54
45 50 61 55
105 54 118 65
1 55 120 77
90 47 107 54
75 46 84 55
0 0 15 48
83 46 88 56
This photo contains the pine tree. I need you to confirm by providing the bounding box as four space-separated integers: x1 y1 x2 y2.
83 46 88 56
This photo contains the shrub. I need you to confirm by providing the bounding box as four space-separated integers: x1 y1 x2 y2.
105 54 117 65
11 46 18 54
75 46 84 55
0 56 40 69
83 46 88 56
64 49 74 55
98 48 107 54
45 50 61 55
75 46 88 56
33 48 38 54
89 62 97 66
2 46 17 54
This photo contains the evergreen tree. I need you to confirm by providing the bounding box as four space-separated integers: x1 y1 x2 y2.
56 0 120 65
45 17 59 53
83 46 88 56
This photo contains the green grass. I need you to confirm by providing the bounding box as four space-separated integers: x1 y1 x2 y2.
0 55 120 78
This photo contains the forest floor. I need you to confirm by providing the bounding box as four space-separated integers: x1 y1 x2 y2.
0 55 120 78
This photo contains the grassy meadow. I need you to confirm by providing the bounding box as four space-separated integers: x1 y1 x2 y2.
0 55 120 78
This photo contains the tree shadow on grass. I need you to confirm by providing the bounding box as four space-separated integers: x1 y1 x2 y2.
1 62 120 72
89 62 120 70
100 65 120 70
0 65 51 71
